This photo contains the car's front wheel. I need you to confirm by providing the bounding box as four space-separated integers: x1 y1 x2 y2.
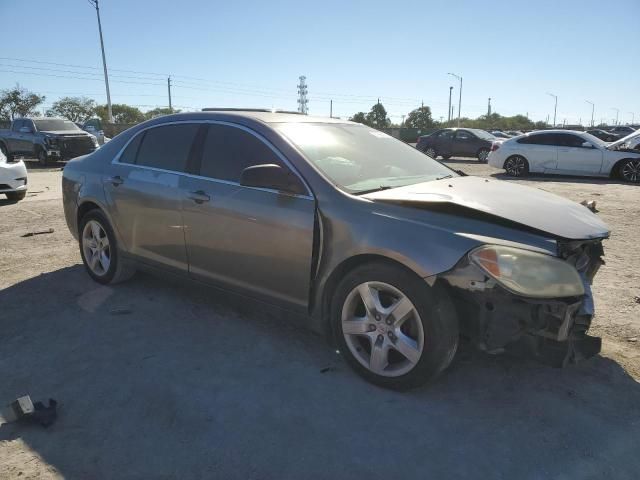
79 209 135 284
424 147 437 159
332 262 458 390
37 148 48 166
504 155 529 177
619 159 640 183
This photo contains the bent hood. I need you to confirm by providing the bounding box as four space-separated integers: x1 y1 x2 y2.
363 176 610 240
608 130 640 149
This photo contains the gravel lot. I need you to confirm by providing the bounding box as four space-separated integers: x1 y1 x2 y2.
1 159 639 479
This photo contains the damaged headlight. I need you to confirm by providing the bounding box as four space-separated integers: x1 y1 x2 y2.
470 245 585 298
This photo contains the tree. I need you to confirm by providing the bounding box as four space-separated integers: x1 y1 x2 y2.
365 103 390 129
95 103 145 124
405 106 434 129
144 107 180 120
0 84 46 120
349 111 369 126
46 96 96 122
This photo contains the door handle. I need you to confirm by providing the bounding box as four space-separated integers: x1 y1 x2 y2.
187 190 210 204
106 175 124 186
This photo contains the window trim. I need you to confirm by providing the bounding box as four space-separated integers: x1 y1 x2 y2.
113 120 314 199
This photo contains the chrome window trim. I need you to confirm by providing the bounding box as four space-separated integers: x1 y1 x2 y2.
111 120 314 200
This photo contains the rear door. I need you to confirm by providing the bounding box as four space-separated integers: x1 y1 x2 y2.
554 133 603 175
180 122 316 309
453 130 476 156
434 129 454 156
9 120 29 154
516 133 558 172
103 123 201 272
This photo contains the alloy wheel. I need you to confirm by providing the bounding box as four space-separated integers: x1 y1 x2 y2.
478 149 489 162
425 147 437 159
341 281 424 377
621 160 640 183
505 156 526 176
82 220 111 276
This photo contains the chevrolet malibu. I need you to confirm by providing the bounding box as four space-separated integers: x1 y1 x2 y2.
62 110 609 389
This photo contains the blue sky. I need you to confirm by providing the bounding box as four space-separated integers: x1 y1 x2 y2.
1 0 638 125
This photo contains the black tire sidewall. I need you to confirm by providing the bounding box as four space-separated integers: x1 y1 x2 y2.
38 148 48 166
6 191 26 201
331 262 458 390
79 210 120 284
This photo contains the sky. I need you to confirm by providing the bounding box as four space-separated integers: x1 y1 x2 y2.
0 0 638 125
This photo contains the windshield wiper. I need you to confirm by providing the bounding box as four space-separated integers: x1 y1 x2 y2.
435 174 453 180
354 186 393 195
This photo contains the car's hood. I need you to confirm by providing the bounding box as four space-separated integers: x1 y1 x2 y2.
607 130 640 149
363 176 610 240
40 130 91 137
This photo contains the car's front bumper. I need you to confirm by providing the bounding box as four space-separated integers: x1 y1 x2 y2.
0 160 28 193
439 241 605 367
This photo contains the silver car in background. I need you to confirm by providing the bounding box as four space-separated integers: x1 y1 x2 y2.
62 110 609 389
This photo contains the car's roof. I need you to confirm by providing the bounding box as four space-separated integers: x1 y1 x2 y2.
192 109 350 124
527 129 586 135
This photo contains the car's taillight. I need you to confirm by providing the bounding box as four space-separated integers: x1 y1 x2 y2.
491 142 500 151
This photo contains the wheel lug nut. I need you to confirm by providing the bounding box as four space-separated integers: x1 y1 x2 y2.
388 332 395 339
385 319 392 325
375 315 381 321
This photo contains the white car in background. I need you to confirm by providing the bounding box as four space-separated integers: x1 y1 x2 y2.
0 149 28 201
488 129 640 183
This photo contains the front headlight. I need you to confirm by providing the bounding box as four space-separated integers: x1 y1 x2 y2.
470 245 584 298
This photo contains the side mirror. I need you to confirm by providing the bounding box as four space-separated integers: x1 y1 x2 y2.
19 126 31 133
240 164 305 195
581 141 594 148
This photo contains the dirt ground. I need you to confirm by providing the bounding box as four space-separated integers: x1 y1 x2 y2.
1 159 639 479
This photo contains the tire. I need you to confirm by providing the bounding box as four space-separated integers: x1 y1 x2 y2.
37 147 48 166
477 148 490 163
424 147 437 159
503 155 529 177
618 159 640 183
5 191 26 202
331 262 459 390
79 209 135 285
441 155 451 160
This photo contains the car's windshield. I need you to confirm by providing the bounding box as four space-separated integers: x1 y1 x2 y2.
276 122 457 194
470 129 496 140
33 119 81 132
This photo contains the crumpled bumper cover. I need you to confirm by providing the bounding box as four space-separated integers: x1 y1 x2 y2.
440 256 602 367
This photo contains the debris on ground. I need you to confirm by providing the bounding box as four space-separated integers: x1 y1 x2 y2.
21 228 54 238
634 296 640 304
628 337 638 343
580 200 598 213
0 395 58 428
109 307 133 315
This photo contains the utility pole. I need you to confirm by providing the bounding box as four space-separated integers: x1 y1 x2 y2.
329 100 332 118
167 76 172 112
585 100 594 127
447 86 453 123
612 108 619 125
546 92 557 127
88 0 113 123
448 73 462 126
629 112 635 125
297 76 308 114
487 97 491 117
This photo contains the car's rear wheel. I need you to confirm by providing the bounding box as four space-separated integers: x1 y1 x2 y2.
79 209 135 284
332 262 458 390
504 155 529 177
477 148 490 163
424 147 437 159
441 155 451 160
619 159 640 183
37 148 48 166
5 191 26 202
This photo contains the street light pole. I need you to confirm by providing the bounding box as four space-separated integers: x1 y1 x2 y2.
447 86 453 123
448 73 462 127
612 108 619 125
547 92 557 127
88 0 113 123
585 100 594 127
629 112 635 125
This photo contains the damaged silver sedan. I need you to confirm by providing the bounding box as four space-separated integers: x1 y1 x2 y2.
62 110 609 389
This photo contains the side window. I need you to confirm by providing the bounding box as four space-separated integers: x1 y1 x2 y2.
519 134 551 145
456 130 472 140
199 124 285 182
135 124 200 172
545 133 581 147
119 131 144 164
12 120 23 132
437 130 453 140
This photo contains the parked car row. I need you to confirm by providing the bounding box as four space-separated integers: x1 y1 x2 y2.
62 110 609 389
416 128 496 162
487 130 640 182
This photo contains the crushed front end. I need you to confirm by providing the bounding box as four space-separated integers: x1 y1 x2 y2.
439 239 606 367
